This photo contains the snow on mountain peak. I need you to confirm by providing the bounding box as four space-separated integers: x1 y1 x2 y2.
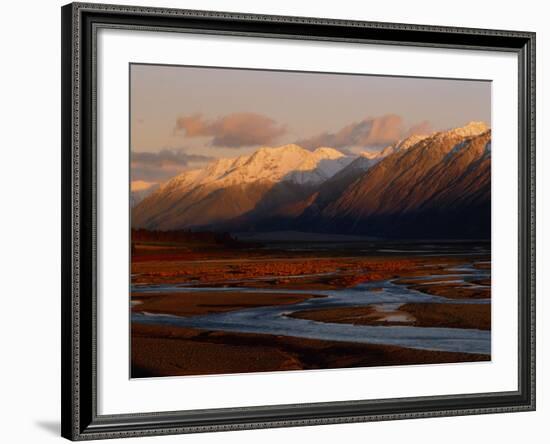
360 151 381 160
163 143 352 191
395 133 430 150
360 133 430 159
254 144 307 156
312 147 346 159
230 143 351 185
446 121 490 138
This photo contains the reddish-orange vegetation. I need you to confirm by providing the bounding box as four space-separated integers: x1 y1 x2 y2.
130 236 491 303
131 243 428 289
130 237 491 377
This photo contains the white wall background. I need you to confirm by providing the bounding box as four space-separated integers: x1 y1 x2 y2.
0 0 546 443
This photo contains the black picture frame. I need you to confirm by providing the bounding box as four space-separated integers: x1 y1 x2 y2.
61 2 536 440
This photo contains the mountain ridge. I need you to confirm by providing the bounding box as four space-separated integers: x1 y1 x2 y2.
132 122 491 239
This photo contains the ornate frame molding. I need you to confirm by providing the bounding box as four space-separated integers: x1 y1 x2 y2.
61 3 535 440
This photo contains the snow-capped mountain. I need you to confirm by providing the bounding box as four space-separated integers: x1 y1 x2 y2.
378 133 430 156
150 144 351 192
132 122 491 238
132 144 353 230
212 144 352 186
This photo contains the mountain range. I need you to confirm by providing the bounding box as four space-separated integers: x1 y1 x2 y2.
132 122 491 239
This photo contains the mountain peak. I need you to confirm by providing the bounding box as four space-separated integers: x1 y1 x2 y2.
256 144 307 155
360 150 381 160
395 133 430 150
312 147 345 159
446 121 490 138
367 133 430 159
162 143 353 190
280 143 306 151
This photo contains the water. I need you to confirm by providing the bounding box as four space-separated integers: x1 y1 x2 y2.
132 261 491 355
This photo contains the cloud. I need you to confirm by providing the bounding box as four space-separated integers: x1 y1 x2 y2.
131 149 213 182
298 114 431 150
175 112 286 148
405 120 432 137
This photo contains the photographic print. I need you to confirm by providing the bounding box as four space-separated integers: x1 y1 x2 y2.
130 64 492 378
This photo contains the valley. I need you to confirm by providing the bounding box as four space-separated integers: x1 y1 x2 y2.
131 235 490 377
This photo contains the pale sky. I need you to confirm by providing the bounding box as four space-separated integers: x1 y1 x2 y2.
130 63 491 183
